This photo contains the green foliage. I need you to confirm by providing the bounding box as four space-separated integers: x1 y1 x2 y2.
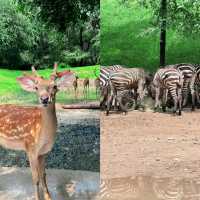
101 0 200 71
0 0 99 69
31 0 99 31
0 0 37 67
121 0 200 34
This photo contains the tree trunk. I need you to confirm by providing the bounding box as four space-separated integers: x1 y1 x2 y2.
160 0 167 67
80 26 84 50
79 26 84 66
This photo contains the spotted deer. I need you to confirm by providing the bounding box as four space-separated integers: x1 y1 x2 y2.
0 65 75 200
83 78 90 100
73 76 79 99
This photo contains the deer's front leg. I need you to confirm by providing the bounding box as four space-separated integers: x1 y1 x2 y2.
29 155 41 200
38 155 52 200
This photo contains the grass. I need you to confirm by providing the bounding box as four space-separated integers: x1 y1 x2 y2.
101 0 200 72
0 65 100 104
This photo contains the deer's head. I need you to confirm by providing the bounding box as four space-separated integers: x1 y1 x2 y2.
17 63 75 106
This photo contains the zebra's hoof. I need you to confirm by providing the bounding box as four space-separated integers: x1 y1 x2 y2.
172 111 177 116
197 105 200 109
154 107 158 113
178 111 181 116
162 107 166 112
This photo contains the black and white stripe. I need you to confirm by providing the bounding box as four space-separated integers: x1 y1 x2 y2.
106 68 146 115
190 64 200 109
100 65 124 109
166 63 196 107
153 67 183 115
100 65 123 88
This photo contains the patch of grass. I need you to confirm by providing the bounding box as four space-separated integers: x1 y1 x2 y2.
101 0 200 72
0 65 99 104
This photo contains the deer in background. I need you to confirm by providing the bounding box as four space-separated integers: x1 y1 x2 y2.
0 65 75 200
73 76 79 99
83 77 90 101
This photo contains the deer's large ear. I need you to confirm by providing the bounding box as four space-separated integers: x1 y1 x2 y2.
56 71 75 91
16 76 36 92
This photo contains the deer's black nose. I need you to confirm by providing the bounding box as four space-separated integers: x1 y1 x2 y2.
40 96 49 104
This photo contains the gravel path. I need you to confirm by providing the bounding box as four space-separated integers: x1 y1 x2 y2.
0 109 100 172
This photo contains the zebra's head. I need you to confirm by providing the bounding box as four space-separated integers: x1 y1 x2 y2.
145 72 156 99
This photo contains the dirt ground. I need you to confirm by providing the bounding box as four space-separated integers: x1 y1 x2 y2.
100 109 200 199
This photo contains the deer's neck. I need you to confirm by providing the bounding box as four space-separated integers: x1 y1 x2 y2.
41 103 57 133
37 103 57 155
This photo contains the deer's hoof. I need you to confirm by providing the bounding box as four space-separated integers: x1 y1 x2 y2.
44 193 52 200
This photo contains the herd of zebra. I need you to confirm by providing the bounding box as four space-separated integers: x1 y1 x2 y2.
100 63 200 116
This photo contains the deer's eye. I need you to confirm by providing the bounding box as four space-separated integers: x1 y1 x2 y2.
35 86 38 90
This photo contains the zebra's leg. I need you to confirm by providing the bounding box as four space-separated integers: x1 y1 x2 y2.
191 86 196 111
162 89 168 112
106 94 114 116
100 87 108 110
196 87 200 108
190 74 196 111
117 96 127 115
134 89 139 110
137 80 146 111
113 92 118 110
100 95 107 110
154 87 161 112
182 81 189 107
169 86 178 115
177 86 182 116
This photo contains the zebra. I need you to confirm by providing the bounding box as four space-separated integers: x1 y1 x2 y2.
100 65 124 88
166 63 196 109
189 64 200 110
106 68 146 115
153 67 183 115
100 65 124 109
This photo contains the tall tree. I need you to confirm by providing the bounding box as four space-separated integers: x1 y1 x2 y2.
30 0 99 31
160 0 167 67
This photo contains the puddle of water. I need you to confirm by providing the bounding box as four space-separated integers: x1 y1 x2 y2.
97 176 200 200
0 168 99 200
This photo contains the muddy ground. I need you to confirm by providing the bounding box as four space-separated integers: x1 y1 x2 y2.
0 108 100 172
100 109 200 199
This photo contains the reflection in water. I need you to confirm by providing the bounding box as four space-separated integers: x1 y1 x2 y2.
97 176 200 200
0 168 100 200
